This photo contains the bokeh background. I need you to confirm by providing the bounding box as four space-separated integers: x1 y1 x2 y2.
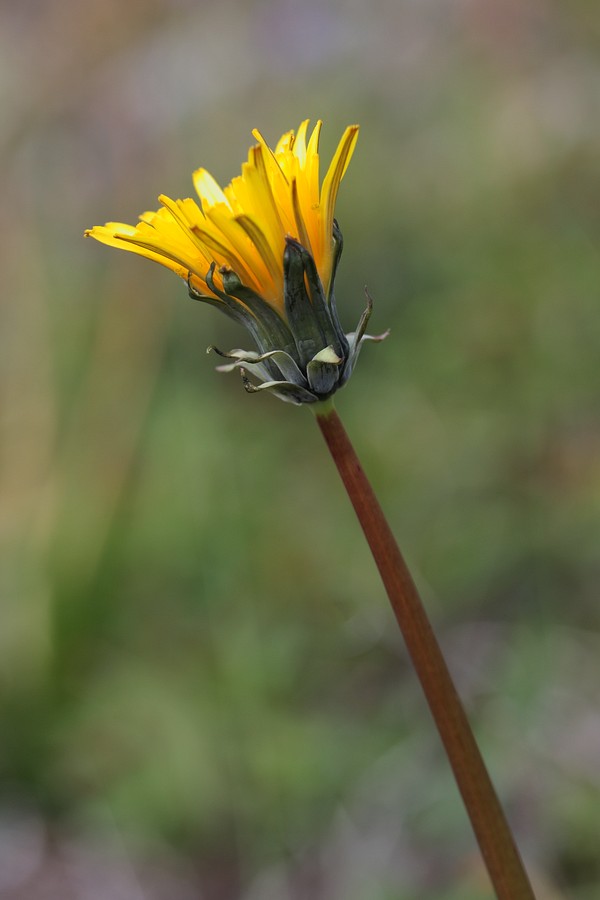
1 1 599 897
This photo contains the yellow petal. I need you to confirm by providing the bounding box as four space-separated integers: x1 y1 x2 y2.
319 125 359 276
274 128 295 155
86 121 358 312
86 224 204 285
192 168 230 210
292 119 310 167
235 214 282 303
290 177 312 256
205 203 271 291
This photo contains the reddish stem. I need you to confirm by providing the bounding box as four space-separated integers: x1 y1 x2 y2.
315 405 535 899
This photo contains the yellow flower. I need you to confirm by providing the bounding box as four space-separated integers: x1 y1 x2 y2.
86 121 386 405
85 120 358 311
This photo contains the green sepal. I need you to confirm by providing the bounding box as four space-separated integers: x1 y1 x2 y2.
287 237 349 360
329 219 344 302
340 288 390 385
187 272 251 330
219 267 300 364
239 369 318 406
201 264 270 352
207 345 308 387
207 346 274 382
196 269 268 378
327 220 350 358
283 241 327 367
306 345 343 395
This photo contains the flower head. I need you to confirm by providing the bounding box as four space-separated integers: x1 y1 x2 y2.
86 121 386 405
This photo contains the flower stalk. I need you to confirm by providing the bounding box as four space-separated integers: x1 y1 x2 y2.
314 403 535 900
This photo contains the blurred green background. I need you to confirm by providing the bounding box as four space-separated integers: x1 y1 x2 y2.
1 1 599 897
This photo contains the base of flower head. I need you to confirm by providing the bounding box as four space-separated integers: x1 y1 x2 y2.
190 226 388 406
207 289 388 406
